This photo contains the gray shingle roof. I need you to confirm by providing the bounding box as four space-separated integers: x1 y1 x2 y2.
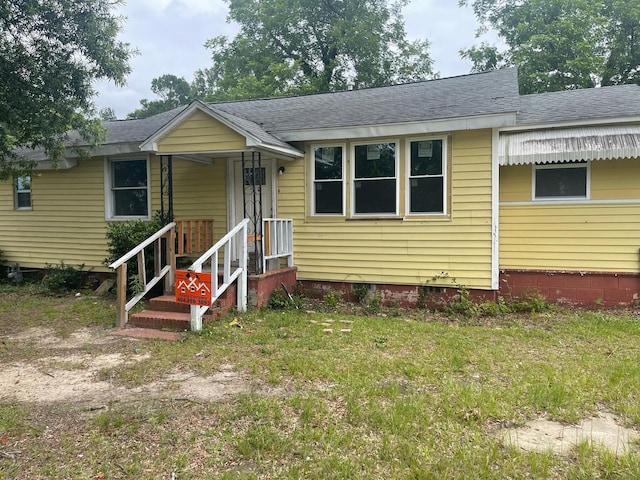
213 67 521 133
517 84 640 126
101 68 520 146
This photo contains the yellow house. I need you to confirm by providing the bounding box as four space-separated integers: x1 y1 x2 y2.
3 67 640 313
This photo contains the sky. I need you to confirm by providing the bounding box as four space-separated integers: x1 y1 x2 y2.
94 0 493 119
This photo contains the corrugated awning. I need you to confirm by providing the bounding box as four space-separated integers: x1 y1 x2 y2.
499 125 640 166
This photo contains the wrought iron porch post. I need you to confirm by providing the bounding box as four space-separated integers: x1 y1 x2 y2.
160 155 174 225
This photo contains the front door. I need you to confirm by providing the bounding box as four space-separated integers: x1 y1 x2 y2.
231 157 275 268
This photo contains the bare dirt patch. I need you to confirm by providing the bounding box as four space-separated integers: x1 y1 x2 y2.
503 412 639 456
0 327 252 407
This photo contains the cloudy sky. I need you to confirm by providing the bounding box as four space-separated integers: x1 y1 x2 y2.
94 0 494 119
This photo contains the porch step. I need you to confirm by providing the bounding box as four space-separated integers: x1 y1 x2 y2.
129 284 238 331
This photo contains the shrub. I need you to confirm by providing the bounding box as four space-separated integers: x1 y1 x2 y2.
104 218 162 294
268 285 301 310
43 261 85 291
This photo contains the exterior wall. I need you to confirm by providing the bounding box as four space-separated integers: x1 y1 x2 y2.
500 158 640 273
0 158 109 270
277 129 495 290
0 155 229 272
155 110 246 153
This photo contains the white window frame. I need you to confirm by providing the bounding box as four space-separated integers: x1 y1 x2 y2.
532 161 590 202
14 175 32 210
351 140 399 217
104 156 151 220
311 144 346 216
405 136 448 216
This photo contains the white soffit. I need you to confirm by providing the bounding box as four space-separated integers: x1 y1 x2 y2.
499 125 640 166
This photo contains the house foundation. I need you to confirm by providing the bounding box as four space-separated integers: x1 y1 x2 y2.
499 270 640 307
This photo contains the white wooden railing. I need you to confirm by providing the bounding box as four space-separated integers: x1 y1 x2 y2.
109 222 176 328
189 218 249 331
262 218 294 273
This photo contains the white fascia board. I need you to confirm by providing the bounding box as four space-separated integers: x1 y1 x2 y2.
274 113 518 142
245 138 304 159
500 116 640 132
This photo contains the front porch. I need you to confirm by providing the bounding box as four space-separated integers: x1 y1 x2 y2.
109 217 297 332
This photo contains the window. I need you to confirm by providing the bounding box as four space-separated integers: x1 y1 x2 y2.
353 142 397 215
14 176 32 210
106 158 150 219
408 138 445 214
534 161 588 200
312 145 344 215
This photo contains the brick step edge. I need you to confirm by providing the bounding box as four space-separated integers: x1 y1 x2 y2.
128 310 218 331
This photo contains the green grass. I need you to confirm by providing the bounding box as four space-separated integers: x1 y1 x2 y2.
1 287 640 478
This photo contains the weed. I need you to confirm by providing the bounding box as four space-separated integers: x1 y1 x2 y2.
323 288 343 309
363 292 383 315
511 290 550 313
42 261 85 292
351 283 370 304
446 286 478 318
267 286 300 310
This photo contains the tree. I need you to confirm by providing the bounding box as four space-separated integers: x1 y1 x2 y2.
127 74 195 119
0 0 133 180
99 107 118 122
460 0 640 94
195 0 434 101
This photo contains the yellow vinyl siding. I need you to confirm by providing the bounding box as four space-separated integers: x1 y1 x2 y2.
150 156 228 242
279 130 494 289
500 157 640 272
0 159 109 270
156 110 247 153
0 156 231 272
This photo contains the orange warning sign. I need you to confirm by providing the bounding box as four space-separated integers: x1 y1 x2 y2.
175 270 212 306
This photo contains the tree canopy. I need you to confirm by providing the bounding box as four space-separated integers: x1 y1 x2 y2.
127 74 197 119
460 0 640 94
0 0 134 179
192 0 434 101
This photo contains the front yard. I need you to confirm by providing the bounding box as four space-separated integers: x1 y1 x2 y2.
1 285 640 479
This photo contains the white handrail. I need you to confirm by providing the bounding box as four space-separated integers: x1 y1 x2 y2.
109 222 176 269
108 222 177 328
188 218 249 331
262 218 294 273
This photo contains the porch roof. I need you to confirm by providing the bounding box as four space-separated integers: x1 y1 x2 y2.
498 125 640 166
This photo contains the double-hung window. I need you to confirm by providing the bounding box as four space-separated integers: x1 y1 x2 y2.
312 146 344 215
533 161 589 200
408 138 445 214
353 142 398 215
106 158 150 219
14 175 32 210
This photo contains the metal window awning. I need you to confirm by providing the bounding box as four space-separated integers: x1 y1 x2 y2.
499 125 640 166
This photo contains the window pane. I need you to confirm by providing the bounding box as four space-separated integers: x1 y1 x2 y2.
411 140 442 176
314 147 342 180
114 189 148 216
355 143 396 178
17 192 31 209
113 160 147 188
315 181 343 214
17 176 31 191
355 179 396 214
410 177 444 213
243 167 266 186
535 167 587 198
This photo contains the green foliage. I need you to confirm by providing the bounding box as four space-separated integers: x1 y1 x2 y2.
363 292 383 315
128 74 196 119
194 0 434 102
351 283 370 304
460 0 640 93
323 289 343 309
0 0 134 179
267 286 301 310
43 262 85 292
446 286 479 318
510 290 550 313
104 218 162 293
